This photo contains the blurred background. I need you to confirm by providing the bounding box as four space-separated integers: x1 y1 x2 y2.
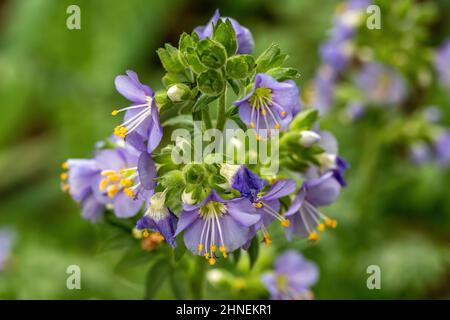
1 0 450 299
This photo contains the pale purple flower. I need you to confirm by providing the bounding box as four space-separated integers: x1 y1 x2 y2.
64 158 104 222
112 70 162 154
357 63 407 105
136 191 178 247
285 172 341 241
434 39 450 88
234 73 301 136
175 190 260 264
320 40 352 72
94 146 156 218
0 229 14 271
410 142 431 165
194 9 254 54
311 66 336 115
316 131 349 187
221 165 267 202
434 131 450 167
346 101 365 121
262 250 319 300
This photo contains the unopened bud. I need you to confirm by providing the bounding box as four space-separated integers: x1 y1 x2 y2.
299 130 321 147
167 84 191 102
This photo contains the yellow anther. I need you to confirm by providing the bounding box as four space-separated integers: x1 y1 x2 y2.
99 178 109 191
204 252 210 259
131 228 143 239
325 218 337 228
101 170 116 176
308 232 319 241
256 135 261 141
253 202 263 209
209 258 216 265
250 122 255 128
143 230 150 238
261 109 267 116
107 184 119 198
211 245 217 252
120 179 133 187
61 162 69 170
111 110 119 116
123 188 134 198
280 219 290 228
274 123 280 129
219 245 226 252
317 223 325 232
114 126 127 138
107 174 120 182
60 172 68 181
281 111 286 117
198 244 203 253
62 184 70 192
263 235 272 246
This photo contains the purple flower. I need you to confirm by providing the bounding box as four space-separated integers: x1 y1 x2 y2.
311 66 336 115
320 40 352 72
409 142 431 165
136 191 178 247
262 250 319 300
316 131 349 186
94 146 156 218
249 179 297 245
112 70 162 154
194 9 254 54
434 131 450 167
234 73 301 137
357 63 407 105
285 172 341 241
62 159 105 222
221 164 267 201
0 229 14 271
434 39 450 88
175 190 260 264
346 101 365 121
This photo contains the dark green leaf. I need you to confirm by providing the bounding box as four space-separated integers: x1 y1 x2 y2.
213 19 237 56
247 236 259 269
115 246 158 271
144 257 170 300
290 109 319 131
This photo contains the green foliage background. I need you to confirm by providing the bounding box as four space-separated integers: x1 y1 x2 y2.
1 0 450 299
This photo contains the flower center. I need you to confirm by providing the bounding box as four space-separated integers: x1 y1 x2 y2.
248 87 283 133
249 87 272 109
112 96 153 139
147 191 169 221
98 167 139 199
199 201 227 219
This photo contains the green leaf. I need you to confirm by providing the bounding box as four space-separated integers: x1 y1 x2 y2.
169 268 189 299
161 72 188 87
247 236 259 269
192 94 218 112
266 67 300 81
197 69 225 96
255 43 288 72
213 19 237 56
157 44 185 74
115 246 158 271
290 109 319 131
144 257 170 300
232 249 241 265
226 55 255 79
174 236 187 262
197 38 227 69
227 79 241 95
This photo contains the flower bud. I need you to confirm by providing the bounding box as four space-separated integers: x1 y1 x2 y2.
183 164 207 184
316 153 337 171
167 84 192 102
299 130 321 147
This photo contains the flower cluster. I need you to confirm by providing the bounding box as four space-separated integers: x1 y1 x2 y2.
62 10 347 270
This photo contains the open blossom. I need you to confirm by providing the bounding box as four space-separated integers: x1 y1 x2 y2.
175 190 260 265
434 39 450 88
285 172 341 241
95 147 155 218
136 191 178 248
62 159 104 222
112 70 162 154
357 63 407 106
262 250 319 300
249 179 297 245
234 73 301 137
194 9 254 54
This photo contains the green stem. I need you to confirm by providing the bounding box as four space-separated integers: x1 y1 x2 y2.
202 108 212 130
190 257 207 299
216 87 227 131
